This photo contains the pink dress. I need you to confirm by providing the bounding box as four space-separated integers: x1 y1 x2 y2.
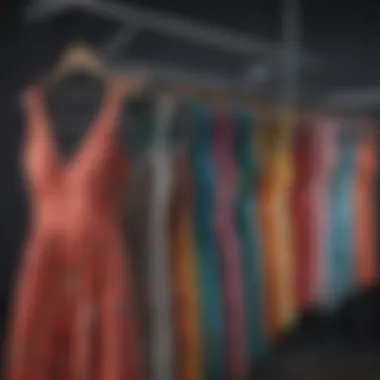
310 119 339 306
213 112 248 380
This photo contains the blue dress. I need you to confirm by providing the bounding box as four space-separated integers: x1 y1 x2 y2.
234 107 267 362
188 102 225 380
329 132 358 307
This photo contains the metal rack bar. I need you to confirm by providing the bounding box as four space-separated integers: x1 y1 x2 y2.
115 59 252 91
102 23 139 59
27 0 319 69
110 59 280 103
282 0 300 107
326 87 380 107
86 2 282 57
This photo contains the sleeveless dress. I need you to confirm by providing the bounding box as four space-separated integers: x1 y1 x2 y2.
257 124 279 342
170 145 203 380
355 133 377 289
235 108 266 363
375 131 380 280
310 121 338 306
291 126 315 311
147 96 175 380
213 111 248 380
5 81 145 380
270 123 295 332
328 130 358 307
258 122 295 339
189 103 225 380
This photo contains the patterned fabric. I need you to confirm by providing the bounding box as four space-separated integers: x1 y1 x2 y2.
6 81 145 380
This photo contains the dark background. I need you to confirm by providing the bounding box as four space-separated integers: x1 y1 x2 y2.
1 0 380 377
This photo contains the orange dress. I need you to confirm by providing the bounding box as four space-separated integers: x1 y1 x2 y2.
256 125 278 342
170 149 202 380
257 122 295 342
270 124 295 332
5 81 145 380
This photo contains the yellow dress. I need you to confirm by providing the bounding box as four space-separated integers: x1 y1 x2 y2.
271 122 296 331
257 118 296 341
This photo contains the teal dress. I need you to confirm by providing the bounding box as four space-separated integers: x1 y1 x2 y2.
329 133 358 307
188 102 225 380
234 108 267 362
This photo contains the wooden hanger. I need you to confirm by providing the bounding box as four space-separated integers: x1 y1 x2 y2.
29 41 145 99
39 42 111 90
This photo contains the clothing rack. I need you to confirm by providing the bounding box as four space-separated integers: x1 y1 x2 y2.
27 0 315 64
26 0 311 110
23 0 378 361
27 0 380 113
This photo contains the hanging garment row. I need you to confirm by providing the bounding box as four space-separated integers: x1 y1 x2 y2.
5 67 380 380
125 100 379 380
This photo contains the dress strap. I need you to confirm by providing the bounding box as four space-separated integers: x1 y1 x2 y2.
22 86 51 136
21 85 61 168
93 78 126 138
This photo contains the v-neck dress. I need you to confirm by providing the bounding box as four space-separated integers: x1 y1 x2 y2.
5 81 146 380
